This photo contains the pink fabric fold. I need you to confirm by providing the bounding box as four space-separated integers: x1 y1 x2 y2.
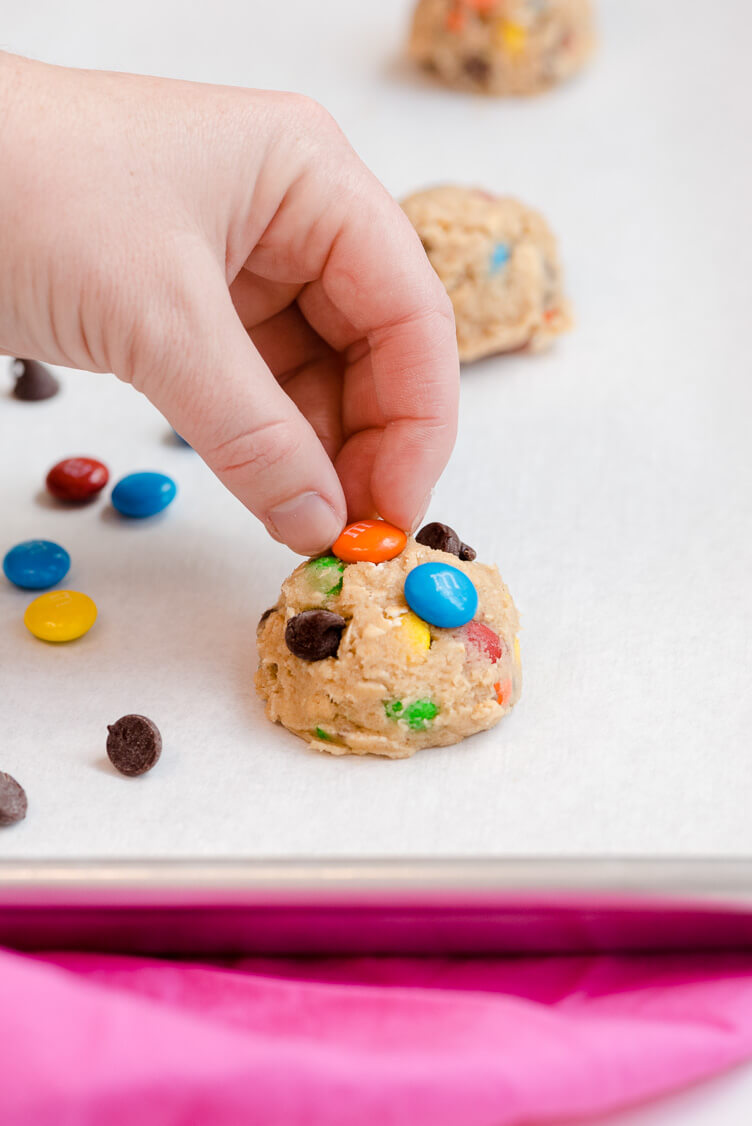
4 947 752 1124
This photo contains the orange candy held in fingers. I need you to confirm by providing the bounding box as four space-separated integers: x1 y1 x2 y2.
332 520 407 564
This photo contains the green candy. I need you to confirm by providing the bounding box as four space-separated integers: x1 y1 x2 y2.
306 555 345 597
384 698 438 730
405 699 439 729
314 726 333 741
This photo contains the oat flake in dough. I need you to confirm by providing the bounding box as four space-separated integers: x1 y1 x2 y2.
255 535 521 759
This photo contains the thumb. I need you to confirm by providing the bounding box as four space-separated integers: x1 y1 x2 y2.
132 256 346 556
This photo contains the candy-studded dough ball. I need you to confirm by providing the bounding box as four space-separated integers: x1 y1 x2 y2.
402 185 571 362
255 523 521 759
409 0 595 96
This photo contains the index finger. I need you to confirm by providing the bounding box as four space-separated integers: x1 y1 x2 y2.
295 170 460 531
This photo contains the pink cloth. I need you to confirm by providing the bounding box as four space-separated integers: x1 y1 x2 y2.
3 947 752 1124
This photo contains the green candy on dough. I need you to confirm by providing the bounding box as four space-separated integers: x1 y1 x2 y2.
384 698 438 730
306 555 345 597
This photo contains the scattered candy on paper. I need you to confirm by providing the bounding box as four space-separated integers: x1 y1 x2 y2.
106 714 163 776
111 471 177 518
11 358 59 401
0 772 27 827
3 540 70 591
46 457 109 502
24 590 97 642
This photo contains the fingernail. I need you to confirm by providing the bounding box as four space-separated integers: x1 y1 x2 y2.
266 492 343 556
410 489 434 533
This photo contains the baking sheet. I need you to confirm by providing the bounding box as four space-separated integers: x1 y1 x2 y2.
1 0 751 862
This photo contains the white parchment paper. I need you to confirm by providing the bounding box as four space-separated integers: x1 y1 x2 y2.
1 0 751 860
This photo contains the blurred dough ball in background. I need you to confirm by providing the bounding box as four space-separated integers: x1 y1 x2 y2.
409 0 595 96
402 185 571 362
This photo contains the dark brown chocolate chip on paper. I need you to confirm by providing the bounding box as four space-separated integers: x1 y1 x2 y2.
11 359 60 402
285 610 347 661
107 714 162 777
0 771 28 826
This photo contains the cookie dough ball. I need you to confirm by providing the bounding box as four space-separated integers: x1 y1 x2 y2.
409 0 595 96
402 185 571 362
256 521 521 759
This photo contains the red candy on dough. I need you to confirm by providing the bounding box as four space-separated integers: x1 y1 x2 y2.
459 620 506 663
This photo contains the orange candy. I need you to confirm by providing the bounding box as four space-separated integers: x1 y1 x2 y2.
495 679 513 707
332 519 407 564
445 7 466 32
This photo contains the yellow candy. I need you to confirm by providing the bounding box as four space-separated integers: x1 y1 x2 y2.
24 590 97 642
396 611 431 659
497 20 527 56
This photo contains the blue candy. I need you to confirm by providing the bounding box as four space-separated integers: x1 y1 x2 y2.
111 472 177 518
404 562 478 628
3 539 71 590
173 429 192 448
489 243 510 273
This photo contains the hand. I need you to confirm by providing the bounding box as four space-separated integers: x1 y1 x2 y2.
0 54 459 554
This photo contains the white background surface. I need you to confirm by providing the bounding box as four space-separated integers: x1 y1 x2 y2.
2 1 752 1122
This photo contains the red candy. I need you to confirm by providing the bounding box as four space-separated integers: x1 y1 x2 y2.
46 457 109 502
459 621 506 663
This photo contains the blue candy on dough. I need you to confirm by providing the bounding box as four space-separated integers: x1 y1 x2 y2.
404 561 478 628
489 242 510 273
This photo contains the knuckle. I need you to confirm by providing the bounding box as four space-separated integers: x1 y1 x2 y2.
111 259 200 389
284 93 342 140
209 419 304 481
293 93 332 124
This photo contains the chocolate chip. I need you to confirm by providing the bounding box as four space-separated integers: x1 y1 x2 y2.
416 522 462 556
257 606 277 633
285 610 346 661
11 359 60 401
463 56 491 83
0 772 27 826
106 714 162 776
416 522 477 562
